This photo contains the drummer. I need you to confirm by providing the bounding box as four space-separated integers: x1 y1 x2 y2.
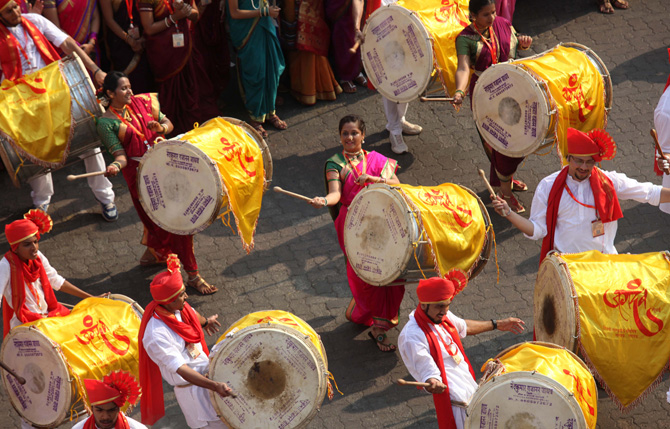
492 127 670 262
0 210 94 338
97 71 217 295
0 0 118 220
397 274 525 429
72 372 146 429
138 255 233 428
452 0 532 213
309 115 405 353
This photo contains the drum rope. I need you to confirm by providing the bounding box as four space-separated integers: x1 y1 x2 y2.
398 188 437 277
218 208 236 235
326 371 343 400
521 65 561 159
55 340 90 419
487 225 500 284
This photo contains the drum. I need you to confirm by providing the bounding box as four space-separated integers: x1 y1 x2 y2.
465 342 597 429
137 116 272 236
0 54 103 188
361 0 469 102
209 310 330 429
534 250 670 409
0 295 143 428
343 183 492 286
472 43 612 158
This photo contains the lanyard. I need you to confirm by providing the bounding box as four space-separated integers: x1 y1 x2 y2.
111 105 148 144
125 0 135 26
343 150 367 181
474 23 498 65
564 184 596 209
161 0 174 14
433 323 459 358
16 25 33 68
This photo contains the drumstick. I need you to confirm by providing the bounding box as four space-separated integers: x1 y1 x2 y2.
66 171 106 181
651 128 666 158
396 379 468 407
273 186 313 202
349 39 361 54
477 169 496 198
0 360 26 385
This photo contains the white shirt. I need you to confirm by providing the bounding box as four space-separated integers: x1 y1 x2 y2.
71 414 147 429
526 169 662 254
398 310 477 429
142 311 221 428
1 13 69 81
654 87 670 213
0 251 65 329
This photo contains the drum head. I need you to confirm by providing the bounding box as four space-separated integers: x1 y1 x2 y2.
107 294 144 320
534 254 577 351
465 371 588 429
137 140 225 235
344 184 418 286
472 64 553 158
361 4 433 103
209 324 327 429
0 326 72 427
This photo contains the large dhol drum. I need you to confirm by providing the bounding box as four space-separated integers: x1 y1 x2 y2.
344 183 492 286
0 54 103 188
465 342 597 429
472 42 612 158
137 117 272 235
209 310 330 429
0 295 143 428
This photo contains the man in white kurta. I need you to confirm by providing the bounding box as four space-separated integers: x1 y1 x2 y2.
0 1 116 219
398 276 525 429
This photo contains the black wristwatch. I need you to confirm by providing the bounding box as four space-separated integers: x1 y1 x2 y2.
491 319 498 330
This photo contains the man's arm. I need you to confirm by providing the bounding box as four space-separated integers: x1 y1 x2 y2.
465 317 525 336
176 365 234 397
491 194 535 235
58 281 92 299
58 37 106 85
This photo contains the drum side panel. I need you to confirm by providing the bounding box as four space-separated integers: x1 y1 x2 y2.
210 326 327 429
534 257 577 351
344 186 416 285
1 328 73 427
465 372 587 429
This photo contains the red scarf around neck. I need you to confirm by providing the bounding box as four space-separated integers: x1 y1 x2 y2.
138 301 208 426
3 251 70 338
540 166 622 263
414 306 475 429
82 413 130 429
0 17 60 81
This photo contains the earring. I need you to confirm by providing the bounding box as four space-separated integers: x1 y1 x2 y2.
362 139 366 145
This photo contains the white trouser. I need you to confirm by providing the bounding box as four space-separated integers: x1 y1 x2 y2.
661 174 670 214
27 148 114 207
383 96 409 136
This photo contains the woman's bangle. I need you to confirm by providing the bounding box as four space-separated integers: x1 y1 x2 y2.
169 14 177 24
323 197 328 208
111 161 122 171
378 177 386 184
161 124 168 134
454 89 465 97
164 17 171 27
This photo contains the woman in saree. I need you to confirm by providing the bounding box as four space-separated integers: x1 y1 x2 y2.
99 0 155 93
227 0 287 138
325 0 366 93
42 0 100 62
96 71 218 295
193 0 230 95
280 0 341 105
452 0 532 213
138 0 219 135
309 115 405 352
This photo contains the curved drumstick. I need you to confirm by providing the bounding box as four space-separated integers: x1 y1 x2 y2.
66 171 106 181
349 39 362 54
477 169 497 198
273 186 313 202
651 129 666 158
0 360 26 385
396 379 468 407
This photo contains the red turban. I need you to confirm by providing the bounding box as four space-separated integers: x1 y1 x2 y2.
0 0 13 12
567 128 616 163
417 270 468 304
84 371 141 408
149 254 184 304
5 209 53 251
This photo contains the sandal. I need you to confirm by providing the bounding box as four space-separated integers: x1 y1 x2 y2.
139 248 166 266
367 331 397 353
266 114 288 131
353 73 368 87
186 275 218 295
250 121 268 138
512 178 528 192
597 0 614 13
610 0 628 8
340 80 356 93
498 192 525 214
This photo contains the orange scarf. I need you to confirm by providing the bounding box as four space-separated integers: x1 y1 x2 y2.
0 17 60 81
540 166 622 263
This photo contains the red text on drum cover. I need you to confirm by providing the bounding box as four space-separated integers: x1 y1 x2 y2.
418 189 473 228
603 279 664 337
1 77 47 95
434 0 468 26
255 316 299 328
218 137 257 178
75 315 132 356
562 368 595 416
561 74 595 123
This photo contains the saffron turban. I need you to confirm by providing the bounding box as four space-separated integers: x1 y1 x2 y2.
84 371 141 408
417 270 469 304
5 209 53 251
0 0 13 12
149 254 184 304
567 128 616 163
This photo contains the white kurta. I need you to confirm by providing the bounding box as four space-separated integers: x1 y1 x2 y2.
526 169 662 254
71 414 148 429
142 312 223 429
398 310 478 429
655 87 670 214
0 251 65 329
